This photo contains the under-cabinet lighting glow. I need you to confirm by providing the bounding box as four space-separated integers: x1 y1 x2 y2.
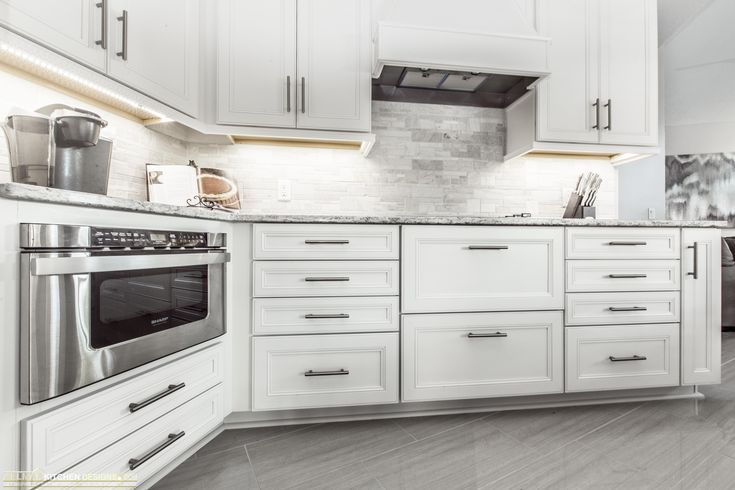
0 42 165 120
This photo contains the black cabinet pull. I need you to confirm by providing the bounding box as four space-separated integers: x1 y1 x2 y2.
305 369 349 377
304 313 350 319
467 332 508 338
95 0 107 49
687 243 699 279
129 383 185 413
286 75 291 113
609 355 647 362
305 277 350 282
607 274 647 279
467 245 509 250
304 240 350 244
592 98 601 130
608 241 647 246
608 306 648 312
128 431 185 470
604 99 612 130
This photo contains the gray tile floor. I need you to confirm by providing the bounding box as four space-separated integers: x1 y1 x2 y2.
154 331 735 490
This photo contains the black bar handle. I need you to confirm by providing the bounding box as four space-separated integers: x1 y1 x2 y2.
607 274 648 279
286 75 291 113
304 313 350 319
128 431 185 470
687 243 699 279
304 240 350 245
608 306 648 312
467 332 508 338
305 369 349 377
609 355 647 362
608 241 647 246
592 98 601 130
467 245 509 250
305 277 350 282
129 383 185 413
604 99 612 130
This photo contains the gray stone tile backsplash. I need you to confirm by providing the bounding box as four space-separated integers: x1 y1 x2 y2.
0 66 617 218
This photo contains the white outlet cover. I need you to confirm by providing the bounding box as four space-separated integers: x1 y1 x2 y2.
277 180 291 201
648 207 656 219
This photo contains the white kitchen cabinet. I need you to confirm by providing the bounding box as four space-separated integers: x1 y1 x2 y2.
402 311 564 402
217 0 297 127
107 0 200 117
295 0 371 131
598 0 658 145
0 0 107 70
681 228 722 385
217 0 371 131
535 0 657 146
566 227 680 260
402 226 564 313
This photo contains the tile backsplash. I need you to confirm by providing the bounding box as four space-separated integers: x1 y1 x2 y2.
0 67 618 217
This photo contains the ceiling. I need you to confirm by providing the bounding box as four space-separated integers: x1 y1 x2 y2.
658 0 715 45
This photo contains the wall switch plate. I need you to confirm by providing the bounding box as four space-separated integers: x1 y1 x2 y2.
277 180 291 201
648 207 656 219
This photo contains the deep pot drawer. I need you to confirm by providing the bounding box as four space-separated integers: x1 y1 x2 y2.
21 344 223 475
566 260 681 292
402 311 564 402
565 324 680 392
252 333 399 410
566 228 680 260
565 291 680 326
402 226 564 313
253 296 399 334
253 224 400 260
253 260 399 297
63 385 223 486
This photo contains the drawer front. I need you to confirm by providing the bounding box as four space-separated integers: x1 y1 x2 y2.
402 311 564 402
252 333 399 410
402 226 564 313
253 296 399 334
565 324 680 392
65 385 223 485
253 224 400 260
566 228 680 260
565 292 680 326
566 260 681 292
253 261 399 297
22 344 223 474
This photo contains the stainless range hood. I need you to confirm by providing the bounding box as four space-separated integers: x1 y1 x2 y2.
372 0 551 107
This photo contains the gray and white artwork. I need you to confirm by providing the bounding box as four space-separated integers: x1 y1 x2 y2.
666 153 735 223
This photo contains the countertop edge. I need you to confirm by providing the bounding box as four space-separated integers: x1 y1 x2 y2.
0 183 729 228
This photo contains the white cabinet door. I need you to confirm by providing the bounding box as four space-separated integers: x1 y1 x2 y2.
402 311 564 402
681 229 721 385
217 0 296 127
107 0 199 116
296 0 371 131
598 0 657 146
536 0 599 143
402 226 564 313
0 0 106 70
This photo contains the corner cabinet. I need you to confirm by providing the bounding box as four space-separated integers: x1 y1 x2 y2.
681 229 722 385
107 0 200 117
217 0 371 131
535 0 657 146
0 0 107 70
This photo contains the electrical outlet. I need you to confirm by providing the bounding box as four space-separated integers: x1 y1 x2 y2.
277 180 291 201
648 207 656 220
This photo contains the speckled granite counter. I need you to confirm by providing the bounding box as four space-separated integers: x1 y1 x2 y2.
0 183 728 227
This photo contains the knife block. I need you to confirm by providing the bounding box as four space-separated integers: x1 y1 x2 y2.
574 206 596 219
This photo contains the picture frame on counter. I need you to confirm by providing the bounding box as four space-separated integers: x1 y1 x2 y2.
146 163 241 210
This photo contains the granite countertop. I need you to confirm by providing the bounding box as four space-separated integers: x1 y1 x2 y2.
0 183 728 228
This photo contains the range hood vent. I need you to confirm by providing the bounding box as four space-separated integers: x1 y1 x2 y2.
373 66 538 108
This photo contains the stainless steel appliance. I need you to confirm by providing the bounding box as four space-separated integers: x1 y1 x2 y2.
2 105 112 194
20 224 229 405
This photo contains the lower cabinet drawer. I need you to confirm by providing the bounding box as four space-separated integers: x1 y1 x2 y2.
62 385 223 486
252 296 399 334
21 344 223 475
252 333 399 410
566 260 681 292
565 291 680 326
565 324 680 392
402 311 564 402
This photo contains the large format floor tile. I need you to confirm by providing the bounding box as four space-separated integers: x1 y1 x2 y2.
153 447 258 490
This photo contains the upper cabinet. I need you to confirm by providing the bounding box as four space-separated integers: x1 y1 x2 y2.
0 0 107 71
217 0 371 132
535 0 657 146
107 0 200 117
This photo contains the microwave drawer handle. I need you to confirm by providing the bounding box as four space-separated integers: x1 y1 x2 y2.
31 252 231 276
129 382 186 413
128 431 185 470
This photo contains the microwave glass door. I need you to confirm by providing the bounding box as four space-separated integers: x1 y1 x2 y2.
90 264 209 348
